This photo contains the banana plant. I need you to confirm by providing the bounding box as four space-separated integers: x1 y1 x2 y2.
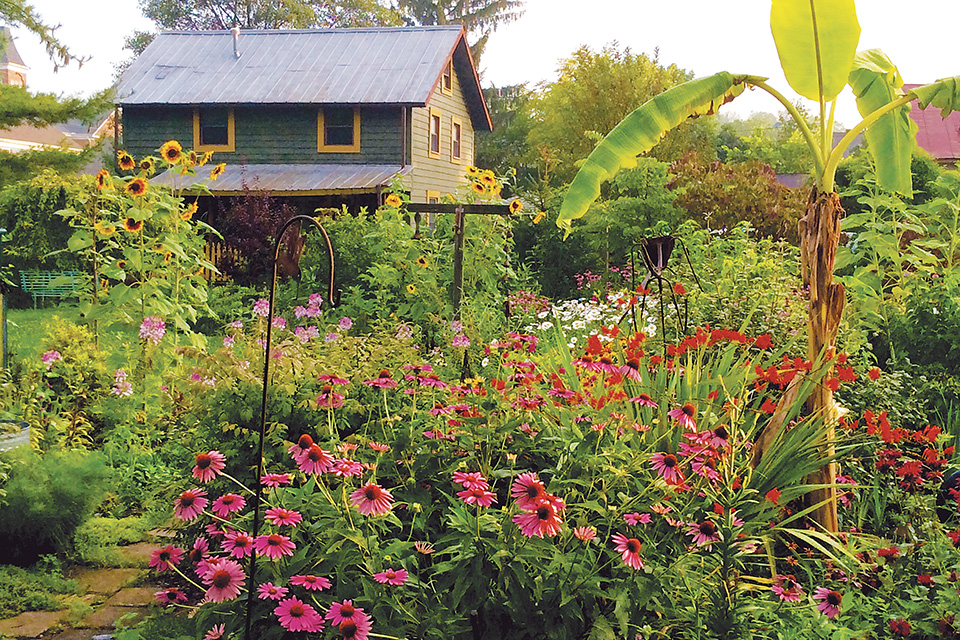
558 0 960 532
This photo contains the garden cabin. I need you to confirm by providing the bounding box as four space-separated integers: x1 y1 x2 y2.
114 26 492 214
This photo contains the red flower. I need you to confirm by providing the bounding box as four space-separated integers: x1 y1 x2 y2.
753 333 773 349
765 488 781 506
868 366 881 380
760 398 777 413
672 282 686 295
889 618 911 637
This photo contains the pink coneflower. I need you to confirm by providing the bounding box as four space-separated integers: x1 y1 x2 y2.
620 358 643 382
339 615 373 640
771 574 803 602
691 456 722 482
211 493 246 518
668 402 697 430
326 600 367 626
254 533 296 560
203 624 225 640
155 587 187 605
275 597 324 633
149 545 183 571
192 450 226 483
363 369 398 389
298 444 334 475
511 472 548 510
628 392 658 408
513 501 563 538
414 541 435 554
649 502 672 515
331 458 364 478
814 587 842 618
612 533 644 570
453 471 489 490
261 473 292 487
687 520 722 546
265 507 303 527
174 488 208 520
222 531 254 559
368 441 390 452
202 558 245 602
373 568 409 585
257 582 288 600
290 574 331 591
189 537 210 564
457 487 498 507
316 385 346 409
623 512 651 526
573 526 597 542
350 482 394 516
289 434 315 464
650 453 684 485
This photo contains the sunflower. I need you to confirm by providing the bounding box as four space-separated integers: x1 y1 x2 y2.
385 193 403 208
533 212 546 224
123 217 144 233
138 157 156 175
163 252 172 263
471 182 486 195
509 199 523 214
126 177 148 197
94 221 116 236
406 284 416 294
95 169 111 190
117 151 135 171
187 151 198 167
466 166 480 177
480 171 497 187
210 163 226 180
199 151 213 167
181 202 198 221
416 256 429 267
117 259 127 270
159 140 182 164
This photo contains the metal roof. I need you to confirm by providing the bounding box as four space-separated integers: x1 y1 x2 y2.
118 26 467 106
151 163 406 195
905 83 960 162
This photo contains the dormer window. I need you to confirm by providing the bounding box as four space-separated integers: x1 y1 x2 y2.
194 107 235 152
441 59 453 94
318 107 360 153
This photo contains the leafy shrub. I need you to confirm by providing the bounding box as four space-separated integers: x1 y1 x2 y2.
0 557 79 618
73 516 147 566
0 448 110 565
213 188 296 287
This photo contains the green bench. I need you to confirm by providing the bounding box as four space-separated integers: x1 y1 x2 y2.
18 269 81 307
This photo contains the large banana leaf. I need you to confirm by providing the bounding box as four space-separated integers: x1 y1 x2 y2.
910 76 960 115
770 0 860 102
556 72 749 236
848 49 916 196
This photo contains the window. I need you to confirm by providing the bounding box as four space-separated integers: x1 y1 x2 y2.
451 117 462 162
428 108 442 158
318 107 361 153
425 190 441 229
441 59 453 94
193 107 235 152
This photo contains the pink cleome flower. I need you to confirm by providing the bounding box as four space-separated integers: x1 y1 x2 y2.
211 493 246 518
139 316 166 345
373 568 408 585
201 558 246 603
254 533 296 560
350 482 394 516
290 574 332 591
149 545 184 571
174 488 208 521
612 533 644 570
192 450 226 483
274 597 324 633
257 582 288 601
265 507 303 527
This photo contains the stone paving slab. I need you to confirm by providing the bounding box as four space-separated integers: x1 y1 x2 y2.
103 588 154 608
74 569 141 595
43 628 110 640
0 610 69 638
115 542 154 566
78 606 144 630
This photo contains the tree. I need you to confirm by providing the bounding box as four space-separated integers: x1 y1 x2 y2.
527 44 714 186
395 0 524 60
0 0 84 69
557 0 960 532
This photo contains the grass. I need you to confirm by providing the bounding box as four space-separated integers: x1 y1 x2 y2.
0 559 79 619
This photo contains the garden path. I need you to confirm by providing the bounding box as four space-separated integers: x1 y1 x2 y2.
0 542 161 640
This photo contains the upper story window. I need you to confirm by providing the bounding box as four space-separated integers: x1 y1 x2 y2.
195 108 233 150
429 108 442 158
318 107 360 153
441 59 453 95
451 117 462 162
193 107 235 152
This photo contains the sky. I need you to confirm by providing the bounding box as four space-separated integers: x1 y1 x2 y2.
7 0 960 129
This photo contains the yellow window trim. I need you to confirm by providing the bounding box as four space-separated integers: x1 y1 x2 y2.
440 59 453 95
428 107 442 159
318 108 361 153
450 116 463 163
425 190 441 228
193 108 235 152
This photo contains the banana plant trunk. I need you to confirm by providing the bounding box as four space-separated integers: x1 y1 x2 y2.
798 188 845 532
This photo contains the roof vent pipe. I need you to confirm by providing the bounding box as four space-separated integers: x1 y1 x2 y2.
232 25 241 59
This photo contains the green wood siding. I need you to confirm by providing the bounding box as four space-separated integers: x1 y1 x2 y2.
408 66 475 203
122 106 405 165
